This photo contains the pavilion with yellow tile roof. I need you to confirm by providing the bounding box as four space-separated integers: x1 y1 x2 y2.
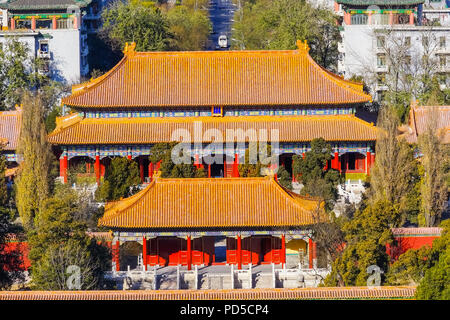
0 106 23 178
99 175 326 271
48 40 377 184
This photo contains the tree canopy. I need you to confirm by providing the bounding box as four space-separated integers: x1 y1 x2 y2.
231 0 340 70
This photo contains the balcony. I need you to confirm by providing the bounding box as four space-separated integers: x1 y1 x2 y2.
37 50 51 59
376 65 389 73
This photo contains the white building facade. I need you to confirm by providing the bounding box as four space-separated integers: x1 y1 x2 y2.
333 0 450 101
0 0 109 84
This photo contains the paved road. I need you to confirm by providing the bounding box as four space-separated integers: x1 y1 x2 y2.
207 0 237 50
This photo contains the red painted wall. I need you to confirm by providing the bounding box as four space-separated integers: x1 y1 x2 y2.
387 235 440 260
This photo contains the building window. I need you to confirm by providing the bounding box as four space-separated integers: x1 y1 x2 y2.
351 14 368 25
212 106 223 117
376 36 385 48
440 36 446 48
377 54 386 67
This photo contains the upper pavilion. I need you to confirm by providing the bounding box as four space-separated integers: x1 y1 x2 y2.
48 41 377 184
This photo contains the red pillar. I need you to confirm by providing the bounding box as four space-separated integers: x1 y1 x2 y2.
139 157 144 183
371 153 375 168
409 12 414 25
113 241 120 272
233 153 240 177
281 234 286 267
313 241 317 268
59 156 68 184
10 18 15 30
52 16 57 30
127 155 132 160
308 238 313 269
142 236 147 271
332 152 339 170
187 236 192 271
95 155 100 184
208 164 211 178
31 17 36 30
237 235 242 270
366 151 371 175
148 162 154 182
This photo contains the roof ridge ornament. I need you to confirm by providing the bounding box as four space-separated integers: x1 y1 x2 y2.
296 40 310 53
123 42 137 56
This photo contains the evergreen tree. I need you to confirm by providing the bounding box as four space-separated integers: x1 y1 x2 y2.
29 184 109 290
95 157 141 202
323 201 396 286
15 93 53 230
415 220 450 299
276 166 292 190
292 138 340 209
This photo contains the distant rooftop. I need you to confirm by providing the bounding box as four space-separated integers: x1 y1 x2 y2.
0 0 92 10
337 0 424 5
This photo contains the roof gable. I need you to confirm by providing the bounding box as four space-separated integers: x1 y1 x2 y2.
98 176 325 229
63 41 372 108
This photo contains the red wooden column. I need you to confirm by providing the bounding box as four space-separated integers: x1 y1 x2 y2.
313 241 317 268
10 18 15 30
281 234 286 267
409 12 414 25
95 155 100 184
148 162 154 182
113 241 120 272
308 238 313 269
208 164 211 178
142 236 147 271
31 17 36 30
331 152 339 170
233 153 239 177
366 151 372 175
187 236 192 271
139 157 144 183
52 16 57 30
237 235 242 270
59 155 68 184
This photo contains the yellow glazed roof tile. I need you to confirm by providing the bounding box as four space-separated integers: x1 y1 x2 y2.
62 41 372 108
48 114 378 145
98 176 326 229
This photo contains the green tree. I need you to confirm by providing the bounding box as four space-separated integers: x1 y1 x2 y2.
95 157 141 202
324 201 396 286
0 152 24 290
292 138 340 209
231 0 340 70
385 246 432 286
368 106 419 226
15 93 53 230
276 166 292 190
28 184 109 290
166 4 212 50
100 0 171 52
415 220 450 299
417 119 447 227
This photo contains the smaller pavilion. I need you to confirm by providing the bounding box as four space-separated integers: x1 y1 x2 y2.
98 176 327 271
